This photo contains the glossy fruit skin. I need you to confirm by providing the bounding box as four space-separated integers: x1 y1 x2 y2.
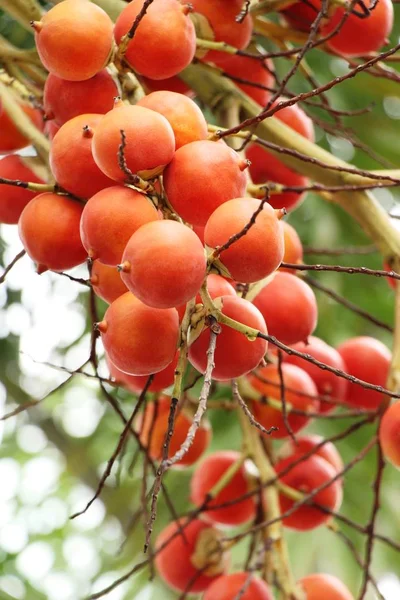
137 395 211 465
221 53 274 106
99 292 179 376
337 336 391 410
380 402 400 469
18 192 86 272
282 0 320 33
203 572 273 600
191 451 256 526
281 221 303 269
92 103 175 182
155 519 229 594
114 0 196 80
90 260 127 304
163 140 248 226
137 91 207 149
44 70 118 125
298 573 354 600
120 220 207 309
0 102 43 154
80 185 159 265
189 295 268 381
0 156 45 224
34 0 113 81
108 351 179 394
253 272 318 345
205 198 285 284
276 455 343 530
279 434 344 474
247 363 319 438
177 273 236 321
49 113 114 198
284 337 347 413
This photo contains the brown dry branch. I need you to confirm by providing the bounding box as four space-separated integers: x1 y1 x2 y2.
277 350 297 443
281 261 400 281
233 381 278 436
303 245 377 256
0 249 26 284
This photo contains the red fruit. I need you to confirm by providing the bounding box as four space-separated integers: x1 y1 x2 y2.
155 519 229 593
33 0 113 81
246 363 319 438
0 155 45 224
92 102 175 182
190 451 256 526
98 292 179 376
221 53 274 106
189 295 268 381
203 572 273 600
44 120 60 141
253 272 318 345
284 337 347 413
137 395 211 465
108 352 179 394
298 573 354 600
80 185 159 266
337 336 391 410
384 260 396 290
120 220 207 309
380 402 400 469
282 0 320 33
205 198 284 283
276 455 343 530
0 101 43 154
114 0 196 80
44 70 118 125
49 113 114 198
279 434 344 475
140 75 195 98
177 273 236 321
90 260 127 304
163 140 248 226
281 221 303 269
137 91 207 149
18 193 86 272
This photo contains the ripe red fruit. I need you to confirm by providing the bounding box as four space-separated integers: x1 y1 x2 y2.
247 363 319 438
383 260 396 290
155 519 229 594
281 0 320 33
221 53 274 107
0 101 43 154
108 352 179 395
189 295 268 381
114 0 196 80
140 74 195 98
284 337 347 413
380 402 400 469
203 572 273 600
80 185 159 266
276 455 343 530
298 573 354 600
163 140 248 226
279 434 344 475
92 102 175 182
49 113 114 198
177 273 236 321
90 260 127 304
44 120 60 141
190 451 256 526
252 272 318 345
0 156 45 224
337 336 391 410
32 0 113 81
98 292 179 376
137 396 211 466
120 220 207 309
44 70 118 125
18 193 86 272
137 91 207 149
205 199 285 284
281 221 303 269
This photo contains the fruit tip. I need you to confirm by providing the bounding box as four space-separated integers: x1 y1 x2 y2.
30 20 43 33
117 261 131 273
95 320 108 333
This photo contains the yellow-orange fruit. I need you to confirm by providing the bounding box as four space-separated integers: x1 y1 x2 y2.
281 221 303 269
0 101 43 154
298 573 354 600
90 260 128 304
380 402 400 469
0 155 45 224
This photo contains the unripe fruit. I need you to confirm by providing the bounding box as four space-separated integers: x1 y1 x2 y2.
298 573 354 600
281 221 303 269
0 156 45 224
120 220 207 309
92 103 175 182
44 70 118 125
163 140 248 226
189 295 268 381
18 193 86 272
98 292 179 376
155 519 229 594
32 0 114 81
246 363 320 438
80 186 159 265
283 337 347 413
137 91 207 149
279 434 344 475
380 402 400 469
276 455 343 530
204 198 285 283
190 451 256 526
252 272 318 345
337 336 391 410
49 113 114 198
177 273 236 321
90 260 128 304
114 0 196 80
221 54 274 107
0 101 43 154
108 352 179 395
203 573 273 600
137 395 211 466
